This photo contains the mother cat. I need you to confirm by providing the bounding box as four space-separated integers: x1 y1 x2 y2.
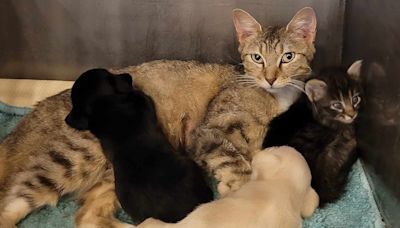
0 8 316 228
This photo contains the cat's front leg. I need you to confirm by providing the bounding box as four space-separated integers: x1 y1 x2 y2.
189 127 252 196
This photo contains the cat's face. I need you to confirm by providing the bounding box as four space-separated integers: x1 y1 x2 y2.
233 8 316 92
305 61 363 125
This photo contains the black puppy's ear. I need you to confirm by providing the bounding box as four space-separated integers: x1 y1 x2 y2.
65 111 89 130
114 73 133 93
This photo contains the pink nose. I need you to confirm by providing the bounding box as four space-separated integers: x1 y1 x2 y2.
266 78 276 85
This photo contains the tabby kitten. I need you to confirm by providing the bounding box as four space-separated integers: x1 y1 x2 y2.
187 8 317 194
0 7 316 227
263 61 363 205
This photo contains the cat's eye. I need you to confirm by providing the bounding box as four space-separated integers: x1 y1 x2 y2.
352 95 361 106
331 102 343 111
251 54 264 64
281 52 296 63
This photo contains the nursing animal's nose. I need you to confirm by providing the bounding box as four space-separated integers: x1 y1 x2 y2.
266 77 276 85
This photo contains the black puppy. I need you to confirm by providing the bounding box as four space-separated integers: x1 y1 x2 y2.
65 69 213 223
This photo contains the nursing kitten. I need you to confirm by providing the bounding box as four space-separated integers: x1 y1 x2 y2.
138 146 319 228
263 61 363 205
187 8 316 194
0 7 316 227
66 69 213 223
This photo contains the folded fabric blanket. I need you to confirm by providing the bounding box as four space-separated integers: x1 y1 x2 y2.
0 102 384 228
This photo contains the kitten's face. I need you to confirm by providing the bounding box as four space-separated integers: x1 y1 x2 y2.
305 61 363 125
322 82 362 124
233 8 316 92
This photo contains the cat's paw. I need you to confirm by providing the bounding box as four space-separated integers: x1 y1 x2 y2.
217 175 250 196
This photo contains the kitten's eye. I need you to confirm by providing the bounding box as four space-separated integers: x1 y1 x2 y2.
251 54 263 64
352 95 361 106
331 102 343 111
281 52 296 63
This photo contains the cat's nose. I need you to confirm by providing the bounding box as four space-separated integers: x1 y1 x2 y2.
266 77 276 85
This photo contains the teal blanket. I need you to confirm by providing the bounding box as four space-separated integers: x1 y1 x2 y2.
0 102 384 228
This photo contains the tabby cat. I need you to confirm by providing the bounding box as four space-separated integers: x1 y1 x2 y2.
0 7 316 227
263 61 363 205
187 8 317 195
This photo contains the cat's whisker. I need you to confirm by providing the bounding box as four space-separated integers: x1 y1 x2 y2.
289 73 312 80
290 78 307 83
237 77 256 82
237 74 257 79
237 82 256 85
289 79 305 86
239 82 259 86
249 84 260 88
236 78 255 82
292 82 304 89
287 82 305 93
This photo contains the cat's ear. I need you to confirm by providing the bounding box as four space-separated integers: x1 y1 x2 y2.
347 60 363 81
232 9 262 45
305 79 327 102
286 7 317 44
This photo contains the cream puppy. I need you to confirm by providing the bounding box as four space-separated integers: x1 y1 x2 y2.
138 146 319 228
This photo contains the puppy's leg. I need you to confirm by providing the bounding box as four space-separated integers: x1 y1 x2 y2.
75 170 134 228
301 187 319 218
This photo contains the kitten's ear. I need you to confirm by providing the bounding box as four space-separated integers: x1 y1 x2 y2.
305 79 327 102
286 7 317 44
347 60 363 81
232 9 262 45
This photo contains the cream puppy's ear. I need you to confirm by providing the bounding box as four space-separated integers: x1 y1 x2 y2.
301 187 319 218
